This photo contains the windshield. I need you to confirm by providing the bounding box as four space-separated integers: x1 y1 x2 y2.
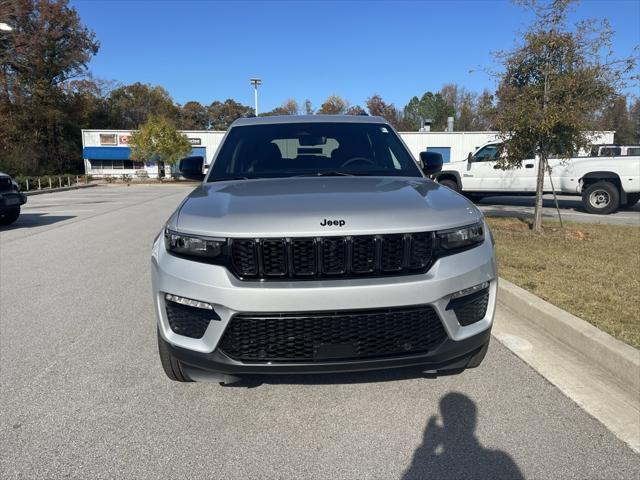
207 122 422 181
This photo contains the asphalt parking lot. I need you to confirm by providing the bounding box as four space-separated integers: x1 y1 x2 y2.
1 185 638 479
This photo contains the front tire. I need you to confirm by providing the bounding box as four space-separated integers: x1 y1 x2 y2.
157 330 192 382
622 193 639 208
582 181 620 215
0 206 20 225
439 179 460 193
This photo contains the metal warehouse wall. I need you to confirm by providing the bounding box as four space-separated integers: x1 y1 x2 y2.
400 132 500 163
81 129 616 170
81 129 501 167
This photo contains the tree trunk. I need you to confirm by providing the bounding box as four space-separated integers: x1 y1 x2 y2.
533 155 545 233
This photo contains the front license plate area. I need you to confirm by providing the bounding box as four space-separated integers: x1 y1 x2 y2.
313 343 357 360
4 197 19 206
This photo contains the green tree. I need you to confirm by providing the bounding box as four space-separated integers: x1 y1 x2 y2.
494 0 636 232
207 99 252 130
456 91 478 131
475 89 496 130
106 82 178 129
318 95 348 114
630 99 640 144
345 105 367 115
0 0 99 174
261 98 299 116
178 101 208 130
366 94 402 129
129 116 191 179
597 95 635 144
402 91 453 131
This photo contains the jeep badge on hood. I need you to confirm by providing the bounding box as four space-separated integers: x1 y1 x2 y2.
320 219 345 227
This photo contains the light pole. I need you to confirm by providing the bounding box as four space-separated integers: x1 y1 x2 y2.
250 78 261 116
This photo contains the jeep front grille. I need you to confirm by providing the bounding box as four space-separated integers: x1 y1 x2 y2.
219 305 446 362
230 233 433 280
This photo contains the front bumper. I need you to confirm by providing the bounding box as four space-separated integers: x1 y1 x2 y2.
168 327 491 376
0 192 27 211
151 230 497 374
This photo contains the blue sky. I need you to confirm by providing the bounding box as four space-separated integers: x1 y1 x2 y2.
71 0 640 111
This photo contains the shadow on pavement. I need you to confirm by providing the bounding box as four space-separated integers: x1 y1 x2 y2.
0 213 75 229
402 392 523 480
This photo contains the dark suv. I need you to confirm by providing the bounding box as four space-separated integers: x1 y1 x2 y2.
0 172 27 226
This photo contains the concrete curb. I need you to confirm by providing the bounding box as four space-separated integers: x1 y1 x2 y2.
498 277 640 392
24 183 98 196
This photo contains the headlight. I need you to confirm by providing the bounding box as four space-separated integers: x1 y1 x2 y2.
436 222 484 250
164 229 225 259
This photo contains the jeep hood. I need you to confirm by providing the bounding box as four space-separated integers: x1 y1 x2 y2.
173 177 481 237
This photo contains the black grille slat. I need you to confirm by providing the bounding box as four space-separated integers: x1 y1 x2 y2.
261 239 287 276
351 236 375 273
409 233 433 270
219 306 446 362
380 235 404 272
291 239 317 276
321 237 347 275
230 232 434 280
231 240 258 276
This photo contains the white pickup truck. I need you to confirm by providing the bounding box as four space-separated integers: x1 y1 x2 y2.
435 142 640 214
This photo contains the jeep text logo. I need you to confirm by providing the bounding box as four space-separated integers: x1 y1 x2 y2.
320 219 345 227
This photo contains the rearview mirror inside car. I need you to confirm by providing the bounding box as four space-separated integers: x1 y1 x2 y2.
178 156 205 181
419 151 443 176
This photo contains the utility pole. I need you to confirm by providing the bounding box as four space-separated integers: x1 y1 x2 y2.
250 78 262 116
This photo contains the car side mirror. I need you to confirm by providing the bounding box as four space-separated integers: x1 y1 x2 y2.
178 156 205 181
419 151 443 176
467 152 473 164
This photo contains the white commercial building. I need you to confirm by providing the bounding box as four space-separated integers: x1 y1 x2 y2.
81 129 614 178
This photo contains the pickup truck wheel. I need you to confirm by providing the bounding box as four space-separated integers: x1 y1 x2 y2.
0 207 20 226
623 193 640 208
157 330 193 382
439 179 460 193
582 181 620 215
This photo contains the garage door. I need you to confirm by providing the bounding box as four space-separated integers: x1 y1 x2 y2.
427 147 451 163
190 147 206 160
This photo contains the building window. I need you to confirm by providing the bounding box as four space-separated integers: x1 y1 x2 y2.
91 160 106 170
90 159 143 171
99 134 117 145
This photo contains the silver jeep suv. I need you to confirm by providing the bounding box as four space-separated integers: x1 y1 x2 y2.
151 115 497 383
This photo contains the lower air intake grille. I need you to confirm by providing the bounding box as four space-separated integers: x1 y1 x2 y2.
165 301 220 339
447 288 490 326
219 306 446 362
